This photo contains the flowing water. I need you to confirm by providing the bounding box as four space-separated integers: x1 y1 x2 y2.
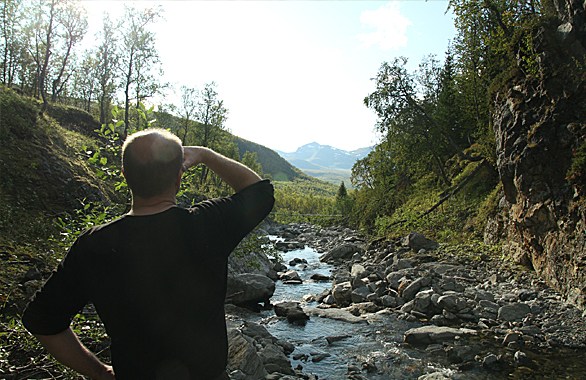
247 243 586 379
248 245 455 379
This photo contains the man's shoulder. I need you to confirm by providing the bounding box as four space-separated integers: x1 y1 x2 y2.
77 215 127 244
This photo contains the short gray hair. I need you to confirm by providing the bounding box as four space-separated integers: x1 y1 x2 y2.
122 128 183 198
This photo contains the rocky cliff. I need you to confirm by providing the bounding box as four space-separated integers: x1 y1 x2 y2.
487 0 586 308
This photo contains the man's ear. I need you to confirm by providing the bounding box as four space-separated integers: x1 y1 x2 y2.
175 171 182 193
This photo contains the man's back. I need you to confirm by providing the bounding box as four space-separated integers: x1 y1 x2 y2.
23 180 274 379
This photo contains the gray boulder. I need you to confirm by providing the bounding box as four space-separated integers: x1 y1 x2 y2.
259 344 295 375
497 303 531 321
280 270 302 284
227 329 267 379
274 301 309 325
332 281 353 306
404 325 476 345
226 273 275 306
321 243 364 263
402 232 439 251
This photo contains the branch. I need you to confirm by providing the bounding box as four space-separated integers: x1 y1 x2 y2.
419 159 488 219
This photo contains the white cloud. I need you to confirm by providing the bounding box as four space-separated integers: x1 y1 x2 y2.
357 1 412 50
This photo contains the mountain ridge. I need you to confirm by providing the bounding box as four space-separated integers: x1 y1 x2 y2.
276 142 372 171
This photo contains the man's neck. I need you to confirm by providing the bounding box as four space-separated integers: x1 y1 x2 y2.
128 194 177 216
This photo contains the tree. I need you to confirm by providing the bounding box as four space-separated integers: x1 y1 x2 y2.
49 0 86 102
36 0 58 111
241 151 263 177
177 85 198 144
70 50 96 111
94 13 118 125
196 82 228 184
336 181 348 199
197 82 227 148
0 0 24 86
118 5 161 137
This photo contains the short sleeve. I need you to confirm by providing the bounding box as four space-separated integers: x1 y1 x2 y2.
22 236 90 335
190 180 274 254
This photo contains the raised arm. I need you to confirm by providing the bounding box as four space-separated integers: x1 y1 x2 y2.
182 146 262 192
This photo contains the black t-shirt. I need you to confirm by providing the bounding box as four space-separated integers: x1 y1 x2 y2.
22 180 274 379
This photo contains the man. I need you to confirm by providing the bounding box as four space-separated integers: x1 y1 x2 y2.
22 128 275 379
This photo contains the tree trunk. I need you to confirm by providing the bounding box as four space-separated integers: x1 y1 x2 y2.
39 0 56 113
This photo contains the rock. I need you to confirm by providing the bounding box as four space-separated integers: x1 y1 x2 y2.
323 295 335 305
437 294 465 313
332 281 353 306
351 264 367 279
402 232 439 251
475 290 496 302
381 295 398 308
385 272 404 290
288 258 308 266
310 273 330 281
280 270 302 284
345 301 380 315
274 301 309 325
304 306 367 324
350 286 371 303
321 243 364 263
228 250 275 279
498 303 531 321
310 352 331 362
226 273 275 306
402 277 429 301
275 241 304 252
418 372 450 380
396 259 414 269
404 326 477 345
259 344 295 375
446 345 479 364
482 353 499 368
503 331 521 345
22 267 42 283
412 289 435 315
478 299 500 313
227 329 268 379
514 350 531 366
326 335 351 345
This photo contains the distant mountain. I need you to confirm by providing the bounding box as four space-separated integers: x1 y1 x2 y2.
277 142 372 171
234 137 308 182
276 142 373 186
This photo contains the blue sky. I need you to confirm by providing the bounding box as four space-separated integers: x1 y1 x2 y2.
82 1 456 152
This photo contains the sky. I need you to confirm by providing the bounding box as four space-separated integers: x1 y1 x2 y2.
81 1 456 153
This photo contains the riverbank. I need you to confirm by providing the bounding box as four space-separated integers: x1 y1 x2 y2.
254 223 586 379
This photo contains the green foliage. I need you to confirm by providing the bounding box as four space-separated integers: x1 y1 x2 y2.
235 137 303 181
241 151 264 178
273 178 337 225
567 140 586 191
0 87 38 140
233 231 281 265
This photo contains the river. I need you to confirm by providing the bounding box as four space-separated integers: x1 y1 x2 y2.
243 240 586 380
246 244 453 379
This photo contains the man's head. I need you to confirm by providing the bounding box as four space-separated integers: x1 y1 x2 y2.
122 128 183 198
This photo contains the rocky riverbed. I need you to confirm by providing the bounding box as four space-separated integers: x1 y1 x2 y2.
223 223 586 379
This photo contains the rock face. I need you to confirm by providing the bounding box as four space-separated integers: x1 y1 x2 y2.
488 0 586 309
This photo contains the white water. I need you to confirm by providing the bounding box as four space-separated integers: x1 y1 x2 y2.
249 244 454 379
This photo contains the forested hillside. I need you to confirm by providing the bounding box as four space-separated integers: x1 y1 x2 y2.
346 0 585 308
235 137 306 181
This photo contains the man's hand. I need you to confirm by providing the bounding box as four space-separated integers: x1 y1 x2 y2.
182 146 208 172
182 146 262 192
95 364 115 380
34 328 115 380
